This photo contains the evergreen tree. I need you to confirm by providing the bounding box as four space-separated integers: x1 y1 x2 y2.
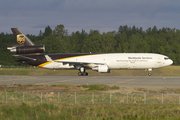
1 25 180 65
43 25 52 36
52 24 68 37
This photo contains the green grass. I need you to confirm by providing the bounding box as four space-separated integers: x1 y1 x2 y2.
0 65 180 76
1 88 180 119
1 90 180 104
0 103 180 119
79 84 120 91
51 84 72 88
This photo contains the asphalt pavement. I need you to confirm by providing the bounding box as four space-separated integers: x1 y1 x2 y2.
0 75 180 87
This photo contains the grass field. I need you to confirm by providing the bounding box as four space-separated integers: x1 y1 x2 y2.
1 90 180 119
0 65 179 76
0 66 180 119
0 84 180 119
1 91 180 104
1 103 180 119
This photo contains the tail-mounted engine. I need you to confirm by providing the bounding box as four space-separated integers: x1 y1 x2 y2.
7 45 45 54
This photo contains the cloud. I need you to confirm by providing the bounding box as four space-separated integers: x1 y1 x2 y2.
0 0 180 35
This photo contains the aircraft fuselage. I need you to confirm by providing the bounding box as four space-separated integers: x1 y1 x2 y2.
27 53 173 70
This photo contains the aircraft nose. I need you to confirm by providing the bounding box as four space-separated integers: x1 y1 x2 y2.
167 59 173 65
170 59 173 65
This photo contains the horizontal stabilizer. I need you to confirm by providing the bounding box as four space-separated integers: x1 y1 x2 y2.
13 55 36 61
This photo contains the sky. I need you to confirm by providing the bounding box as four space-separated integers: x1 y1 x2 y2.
0 0 180 35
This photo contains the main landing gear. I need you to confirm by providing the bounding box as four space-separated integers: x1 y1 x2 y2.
78 67 88 76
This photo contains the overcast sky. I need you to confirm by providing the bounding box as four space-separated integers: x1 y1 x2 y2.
0 0 180 35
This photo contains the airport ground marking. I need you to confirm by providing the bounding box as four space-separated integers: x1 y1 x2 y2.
110 79 135 86
35 77 88 85
0 76 37 82
167 77 180 79
92 77 97 78
160 77 180 80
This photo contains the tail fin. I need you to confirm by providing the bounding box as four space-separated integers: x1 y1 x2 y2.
8 28 45 54
11 28 35 46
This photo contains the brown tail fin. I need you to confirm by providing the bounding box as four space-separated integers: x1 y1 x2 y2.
11 28 35 46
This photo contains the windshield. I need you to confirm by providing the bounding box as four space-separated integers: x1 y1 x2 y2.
164 57 169 60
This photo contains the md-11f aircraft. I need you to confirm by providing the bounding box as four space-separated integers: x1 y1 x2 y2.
7 28 173 76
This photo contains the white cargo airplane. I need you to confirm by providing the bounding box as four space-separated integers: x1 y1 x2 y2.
8 28 173 76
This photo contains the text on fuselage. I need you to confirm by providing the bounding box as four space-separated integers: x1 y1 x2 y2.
128 57 153 59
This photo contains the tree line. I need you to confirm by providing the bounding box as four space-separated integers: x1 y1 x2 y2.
0 25 180 65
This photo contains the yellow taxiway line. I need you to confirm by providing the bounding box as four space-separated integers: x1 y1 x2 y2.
0 76 36 82
35 77 88 85
110 79 135 86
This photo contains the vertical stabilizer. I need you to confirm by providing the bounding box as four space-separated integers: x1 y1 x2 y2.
11 28 35 46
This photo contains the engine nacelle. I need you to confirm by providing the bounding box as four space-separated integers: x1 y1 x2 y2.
92 65 110 73
9 45 45 54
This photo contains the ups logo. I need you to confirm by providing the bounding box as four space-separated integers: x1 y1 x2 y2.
17 34 25 44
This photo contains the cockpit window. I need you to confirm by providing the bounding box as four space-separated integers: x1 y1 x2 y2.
164 57 169 60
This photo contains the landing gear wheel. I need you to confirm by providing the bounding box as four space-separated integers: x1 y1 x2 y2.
148 73 152 76
78 72 83 76
83 72 88 76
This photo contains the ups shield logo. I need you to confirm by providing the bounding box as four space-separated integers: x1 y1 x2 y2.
17 34 25 44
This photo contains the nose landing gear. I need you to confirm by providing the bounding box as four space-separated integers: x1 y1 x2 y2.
148 72 152 76
148 69 152 76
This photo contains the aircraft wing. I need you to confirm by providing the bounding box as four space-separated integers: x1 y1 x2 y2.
56 61 106 66
45 55 106 66
13 55 36 61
